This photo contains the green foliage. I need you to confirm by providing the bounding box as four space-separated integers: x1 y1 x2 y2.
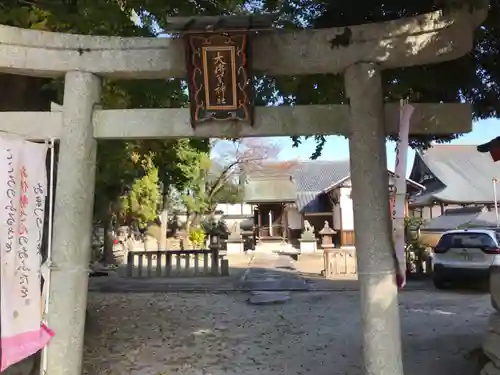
0 0 147 36
0 2 241 371
404 216 430 265
93 138 209 231
405 216 426 232
214 183 244 204
188 227 206 248
119 159 160 228
405 216 426 244
244 0 500 158
181 151 244 221
181 152 212 217
93 141 135 222
202 217 229 237
157 139 210 197
0 0 215 229
2 0 496 171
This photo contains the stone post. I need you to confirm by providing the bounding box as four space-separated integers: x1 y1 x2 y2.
319 221 336 278
226 223 244 254
44 71 101 375
344 63 403 375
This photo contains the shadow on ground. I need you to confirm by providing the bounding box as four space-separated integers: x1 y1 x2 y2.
88 254 491 295
88 264 248 293
81 286 491 375
4 254 492 375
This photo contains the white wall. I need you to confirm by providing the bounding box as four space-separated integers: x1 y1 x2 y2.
166 203 253 227
215 203 253 216
287 207 303 229
340 187 354 230
175 213 188 223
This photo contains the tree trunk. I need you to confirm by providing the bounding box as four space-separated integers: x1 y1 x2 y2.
102 215 116 265
0 74 54 111
185 209 192 234
159 190 168 250
189 212 202 229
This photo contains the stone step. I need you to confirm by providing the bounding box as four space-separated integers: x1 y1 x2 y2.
255 242 295 253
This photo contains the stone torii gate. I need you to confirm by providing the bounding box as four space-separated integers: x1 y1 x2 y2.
0 5 486 375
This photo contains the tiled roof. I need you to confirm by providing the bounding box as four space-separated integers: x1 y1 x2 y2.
410 145 500 205
292 161 350 212
296 192 322 213
292 160 350 193
422 207 498 231
244 175 297 203
245 160 350 212
246 159 424 213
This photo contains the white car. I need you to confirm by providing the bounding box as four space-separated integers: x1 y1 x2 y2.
432 228 500 289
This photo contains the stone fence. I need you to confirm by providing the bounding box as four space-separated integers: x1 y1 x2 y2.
323 248 357 278
126 249 229 278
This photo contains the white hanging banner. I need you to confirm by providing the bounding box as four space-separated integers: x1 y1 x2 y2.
393 102 414 289
0 135 54 371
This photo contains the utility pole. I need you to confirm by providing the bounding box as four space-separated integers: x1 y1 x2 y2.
493 177 499 228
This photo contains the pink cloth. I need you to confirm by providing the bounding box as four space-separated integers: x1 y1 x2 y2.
1 324 54 371
0 137 54 371
393 103 415 289
396 272 405 289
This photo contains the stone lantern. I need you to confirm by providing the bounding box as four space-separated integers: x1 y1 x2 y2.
205 221 230 276
226 222 244 254
319 221 336 250
206 221 222 251
299 220 317 254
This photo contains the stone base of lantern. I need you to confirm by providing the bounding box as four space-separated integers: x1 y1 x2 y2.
226 239 245 254
299 239 317 254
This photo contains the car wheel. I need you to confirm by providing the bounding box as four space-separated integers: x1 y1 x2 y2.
480 278 491 293
432 275 449 290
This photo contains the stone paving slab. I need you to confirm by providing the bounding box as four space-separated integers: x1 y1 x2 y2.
88 277 243 293
305 277 433 291
88 268 247 293
248 291 291 304
237 253 310 291
89 278 242 292
239 277 310 291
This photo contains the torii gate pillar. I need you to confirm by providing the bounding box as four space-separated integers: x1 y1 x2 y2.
44 71 101 375
346 63 403 374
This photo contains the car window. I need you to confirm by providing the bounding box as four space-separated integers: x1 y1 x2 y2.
437 232 496 248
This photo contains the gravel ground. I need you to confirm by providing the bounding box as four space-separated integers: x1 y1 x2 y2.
82 289 493 375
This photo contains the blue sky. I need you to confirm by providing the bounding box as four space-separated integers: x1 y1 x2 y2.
267 118 499 175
